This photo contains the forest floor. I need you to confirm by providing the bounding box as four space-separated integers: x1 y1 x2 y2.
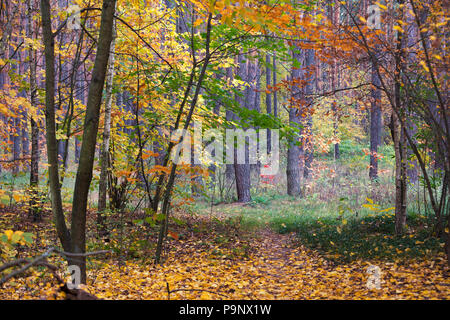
0 203 449 300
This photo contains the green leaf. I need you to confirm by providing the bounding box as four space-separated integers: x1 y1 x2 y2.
22 232 34 245
144 217 155 226
11 232 23 244
172 217 186 226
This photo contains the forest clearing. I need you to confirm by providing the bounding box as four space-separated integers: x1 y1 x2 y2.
0 0 448 304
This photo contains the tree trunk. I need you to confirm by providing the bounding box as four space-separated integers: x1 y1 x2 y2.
28 0 40 221
272 54 278 118
369 64 382 180
287 47 303 197
303 49 315 179
41 0 116 282
265 54 272 153
287 107 302 196
70 0 116 283
233 54 251 202
41 0 71 251
330 3 340 160
98 10 117 236
393 3 407 235
392 113 407 235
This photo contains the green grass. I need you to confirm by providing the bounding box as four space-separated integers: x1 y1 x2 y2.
294 211 444 263
0 170 78 206
190 191 445 264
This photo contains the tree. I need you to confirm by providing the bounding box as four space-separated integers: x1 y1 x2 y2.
287 45 304 197
41 0 117 283
303 49 315 179
233 53 252 203
369 64 382 180
27 0 40 221
97 3 117 236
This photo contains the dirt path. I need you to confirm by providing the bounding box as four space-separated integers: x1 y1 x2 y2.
1 210 449 300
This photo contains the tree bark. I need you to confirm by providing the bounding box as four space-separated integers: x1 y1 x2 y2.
28 0 40 221
98 8 117 235
70 0 116 283
393 0 407 235
392 113 407 235
287 46 304 197
369 64 382 180
303 49 315 179
272 54 278 118
41 0 71 251
265 54 272 153
233 54 252 203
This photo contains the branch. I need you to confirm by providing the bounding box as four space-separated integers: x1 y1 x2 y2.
0 248 55 285
54 249 110 257
0 248 110 286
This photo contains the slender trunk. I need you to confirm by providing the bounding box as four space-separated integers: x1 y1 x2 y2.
272 54 278 118
98 12 117 235
392 113 407 235
287 107 302 196
331 3 340 160
233 54 251 202
393 0 407 235
287 46 303 197
265 54 272 153
303 49 315 179
41 0 71 251
28 0 40 221
369 64 382 180
225 68 235 184
155 14 213 263
70 0 116 283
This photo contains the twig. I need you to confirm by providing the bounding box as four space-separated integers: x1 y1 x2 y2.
0 248 55 285
0 248 111 286
54 249 110 257
0 259 28 273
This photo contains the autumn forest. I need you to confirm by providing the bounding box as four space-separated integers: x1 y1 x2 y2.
0 0 449 302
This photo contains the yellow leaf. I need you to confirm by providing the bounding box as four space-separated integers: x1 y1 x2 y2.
11 231 24 243
193 18 204 27
200 291 212 299
14 231 23 237
393 25 404 33
376 2 387 10
419 60 430 72
4 230 13 241
13 193 22 202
